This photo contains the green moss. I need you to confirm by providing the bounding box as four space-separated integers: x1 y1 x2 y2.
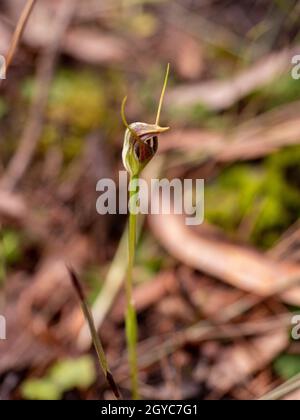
248 74 300 113
1 230 22 265
24 69 108 162
48 70 105 131
169 103 234 129
274 354 300 381
0 230 22 284
205 146 300 249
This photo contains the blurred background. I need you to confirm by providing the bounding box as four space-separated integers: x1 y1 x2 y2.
0 0 300 400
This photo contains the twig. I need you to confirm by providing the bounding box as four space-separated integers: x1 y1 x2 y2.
111 312 291 387
67 267 120 399
259 373 300 400
0 0 78 191
4 0 38 76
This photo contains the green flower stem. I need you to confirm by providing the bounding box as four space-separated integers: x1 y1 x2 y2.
122 64 170 400
126 174 139 400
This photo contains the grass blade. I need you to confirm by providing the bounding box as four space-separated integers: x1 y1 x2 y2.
67 266 120 399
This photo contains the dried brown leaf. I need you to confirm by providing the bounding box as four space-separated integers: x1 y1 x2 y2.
149 214 300 304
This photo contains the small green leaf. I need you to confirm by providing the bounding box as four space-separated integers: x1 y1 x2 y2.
48 356 96 391
21 356 96 400
21 379 61 401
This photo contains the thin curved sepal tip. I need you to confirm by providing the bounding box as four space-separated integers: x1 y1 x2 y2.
121 96 143 144
155 63 170 126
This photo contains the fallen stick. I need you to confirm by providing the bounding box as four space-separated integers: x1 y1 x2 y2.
4 0 38 76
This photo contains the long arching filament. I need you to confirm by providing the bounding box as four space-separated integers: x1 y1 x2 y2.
155 63 170 126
